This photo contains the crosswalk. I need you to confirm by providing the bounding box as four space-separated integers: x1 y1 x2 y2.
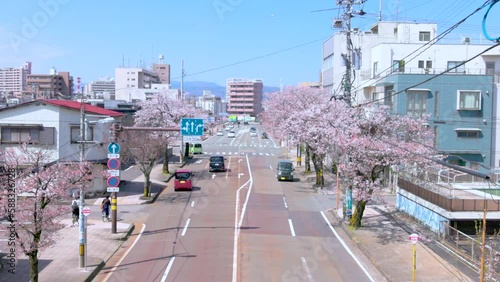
215 144 279 148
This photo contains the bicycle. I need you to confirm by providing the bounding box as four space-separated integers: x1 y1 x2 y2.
101 209 110 222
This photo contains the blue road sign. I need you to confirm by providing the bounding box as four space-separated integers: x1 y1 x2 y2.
108 142 121 154
180 118 204 136
107 158 121 170
107 176 120 187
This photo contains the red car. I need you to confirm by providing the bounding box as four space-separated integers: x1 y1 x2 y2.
173 169 193 191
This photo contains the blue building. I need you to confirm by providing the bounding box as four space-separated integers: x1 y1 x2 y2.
378 74 494 173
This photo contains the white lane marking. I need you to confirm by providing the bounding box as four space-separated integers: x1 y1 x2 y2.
283 197 288 209
181 218 191 237
191 201 195 207
269 165 273 170
320 211 375 282
301 257 314 282
160 257 176 282
288 219 296 237
195 160 202 164
102 224 146 282
237 157 253 232
233 155 253 282
124 166 134 172
212 174 216 179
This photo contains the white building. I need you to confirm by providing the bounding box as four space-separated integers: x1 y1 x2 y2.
0 100 125 194
322 21 499 105
196 90 222 117
0 61 31 98
85 77 115 99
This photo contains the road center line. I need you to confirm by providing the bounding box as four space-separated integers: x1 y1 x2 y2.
160 257 176 282
288 219 296 236
320 211 375 282
181 218 191 237
301 257 314 282
283 197 288 209
102 223 146 282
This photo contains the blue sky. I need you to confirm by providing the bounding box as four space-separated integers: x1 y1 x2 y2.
0 0 498 88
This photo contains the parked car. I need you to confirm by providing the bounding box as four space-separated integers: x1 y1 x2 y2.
228 131 236 138
174 169 193 191
277 160 294 181
209 155 226 172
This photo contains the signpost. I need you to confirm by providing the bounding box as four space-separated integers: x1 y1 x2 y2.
81 207 91 217
107 141 121 234
409 233 420 282
180 118 204 136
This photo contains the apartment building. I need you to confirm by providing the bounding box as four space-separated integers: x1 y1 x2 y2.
115 67 180 102
226 78 263 117
152 63 171 85
25 67 74 99
85 77 116 99
196 90 222 117
0 61 31 98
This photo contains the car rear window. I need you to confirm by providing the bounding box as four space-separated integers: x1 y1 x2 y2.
175 172 191 180
211 156 224 162
194 144 202 148
279 162 293 169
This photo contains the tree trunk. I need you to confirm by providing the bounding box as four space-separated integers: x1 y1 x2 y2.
144 172 151 197
29 250 39 282
311 152 324 187
305 146 311 172
162 144 170 174
350 200 367 228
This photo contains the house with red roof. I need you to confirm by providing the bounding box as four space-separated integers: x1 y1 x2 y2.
0 100 125 194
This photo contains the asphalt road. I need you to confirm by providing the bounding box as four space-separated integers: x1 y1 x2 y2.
95 125 384 282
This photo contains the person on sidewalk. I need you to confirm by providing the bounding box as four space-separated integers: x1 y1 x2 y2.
101 196 111 220
71 197 80 227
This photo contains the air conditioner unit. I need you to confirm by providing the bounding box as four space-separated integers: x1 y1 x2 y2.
463 37 470 44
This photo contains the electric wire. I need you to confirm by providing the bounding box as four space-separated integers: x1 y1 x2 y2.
357 41 500 107
351 0 493 95
482 0 500 42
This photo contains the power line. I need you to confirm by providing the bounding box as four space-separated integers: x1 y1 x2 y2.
357 41 500 107
351 0 492 94
170 37 330 80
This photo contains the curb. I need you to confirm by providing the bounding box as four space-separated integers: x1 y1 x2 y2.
116 222 136 241
84 260 105 282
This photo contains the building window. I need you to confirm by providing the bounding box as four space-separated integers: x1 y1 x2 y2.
1 127 39 143
447 61 465 73
373 62 378 78
457 90 481 110
456 130 480 139
406 90 427 117
419 31 431 41
418 61 424 68
392 60 405 73
71 126 93 143
426 60 432 69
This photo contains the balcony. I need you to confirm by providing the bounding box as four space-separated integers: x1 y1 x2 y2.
360 67 493 81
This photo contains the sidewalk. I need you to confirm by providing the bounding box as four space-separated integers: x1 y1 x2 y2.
285 148 477 282
0 160 185 282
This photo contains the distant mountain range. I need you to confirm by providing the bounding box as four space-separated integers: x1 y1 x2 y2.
170 81 280 98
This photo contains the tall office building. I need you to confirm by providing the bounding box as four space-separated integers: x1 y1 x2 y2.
86 77 116 99
226 78 263 117
0 61 31 98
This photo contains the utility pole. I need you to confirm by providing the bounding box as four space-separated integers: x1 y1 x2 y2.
180 59 185 163
333 0 366 220
78 101 87 269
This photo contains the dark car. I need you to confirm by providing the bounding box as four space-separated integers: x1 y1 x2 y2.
277 160 294 181
261 132 268 139
209 155 226 172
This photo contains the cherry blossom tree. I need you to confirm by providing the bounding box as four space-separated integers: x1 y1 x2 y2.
120 130 167 197
134 93 208 173
339 105 435 227
262 86 435 228
0 145 93 281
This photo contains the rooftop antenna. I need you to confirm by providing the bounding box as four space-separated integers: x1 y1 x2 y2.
379 0 382 21
122 54 125 67
159 54 164 64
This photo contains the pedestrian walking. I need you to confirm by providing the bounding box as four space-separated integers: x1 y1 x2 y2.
71 197 80 227
101 195 111 220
